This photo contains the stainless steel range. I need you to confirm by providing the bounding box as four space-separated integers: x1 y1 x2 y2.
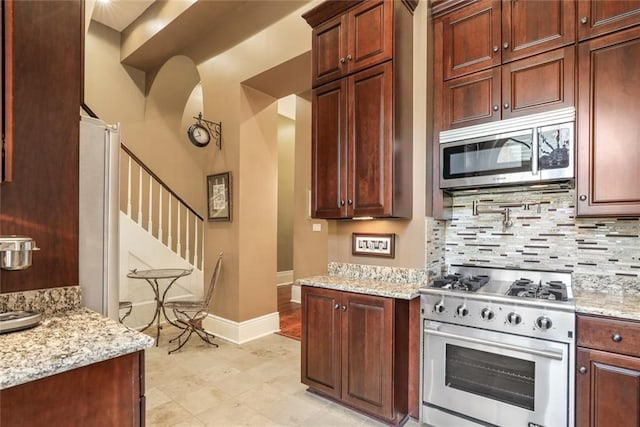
420 265 575 427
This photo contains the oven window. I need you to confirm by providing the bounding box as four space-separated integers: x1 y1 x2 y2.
443 133 533 179
445 344 535 411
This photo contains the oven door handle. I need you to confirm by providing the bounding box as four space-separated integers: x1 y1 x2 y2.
424 327 564 360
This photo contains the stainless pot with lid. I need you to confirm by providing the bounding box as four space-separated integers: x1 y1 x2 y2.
0 236 40 270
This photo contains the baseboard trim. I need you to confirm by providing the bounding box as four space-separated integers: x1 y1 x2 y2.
290 284 301 304
276 270 294 285
202 311 280 344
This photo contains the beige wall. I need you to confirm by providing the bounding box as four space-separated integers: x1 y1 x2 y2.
327 1 429 269
293 97 328 280
277 115 295 272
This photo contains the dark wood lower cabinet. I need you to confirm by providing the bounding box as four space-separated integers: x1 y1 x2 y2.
576 314 640 427
301 286 419 425
0 351 145 426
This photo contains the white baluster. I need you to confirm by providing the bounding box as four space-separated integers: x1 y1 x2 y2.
127 155 132 217
185 211 190 263
176 205 182 257
200 221 204 270
158 188 163 243
167 195 173 249
193 220 198 268
137 166 143 226
148 177 153 232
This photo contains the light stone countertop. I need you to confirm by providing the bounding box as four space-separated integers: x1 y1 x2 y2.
297 275 423 300
0 308 154 390
573 273 640 322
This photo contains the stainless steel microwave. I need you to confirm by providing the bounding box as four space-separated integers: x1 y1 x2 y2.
439 108 575 190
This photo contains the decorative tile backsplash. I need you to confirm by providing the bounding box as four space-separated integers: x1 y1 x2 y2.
441 189 640 276
425 217 446 276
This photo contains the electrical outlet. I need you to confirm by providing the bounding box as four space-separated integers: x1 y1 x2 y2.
312 223 321 232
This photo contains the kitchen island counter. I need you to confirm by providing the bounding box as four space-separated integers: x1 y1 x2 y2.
0 307 153 389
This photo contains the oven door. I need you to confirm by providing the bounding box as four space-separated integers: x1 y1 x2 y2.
440 129 536 189
423 321 570 427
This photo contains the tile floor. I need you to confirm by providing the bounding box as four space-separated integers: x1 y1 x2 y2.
145 326 421 426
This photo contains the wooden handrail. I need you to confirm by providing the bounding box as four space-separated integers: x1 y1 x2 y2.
120 144 204 222
81 103 204 222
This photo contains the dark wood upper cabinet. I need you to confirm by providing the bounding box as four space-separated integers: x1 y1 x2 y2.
439 0 574 80
0 0 82 293
305 0 414 219
309 0 392 87
576 25 640 217
1 1 12 183
441 0 501 80
502 45 575 120
578 0 640 41
576 315 640 427
441 46 574 129
502 0 575 62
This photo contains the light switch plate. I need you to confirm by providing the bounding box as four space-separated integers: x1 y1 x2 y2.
312 223 321 232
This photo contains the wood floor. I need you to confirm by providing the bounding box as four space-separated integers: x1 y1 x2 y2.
277 284 301 340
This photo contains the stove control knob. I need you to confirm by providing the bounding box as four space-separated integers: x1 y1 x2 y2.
481 308 495 321
507 312 522 326
456 305 469 317
536 316 553 330
434 302 445 314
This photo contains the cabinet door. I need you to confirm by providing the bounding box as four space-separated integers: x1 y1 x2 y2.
311 79 348 219
311 14 348 87
578 0 640 41
301 287 342 399
341 292 394 419
347 0 392 74
576 348 640 427
577 26 640 216
441 0 501 80
502 46 575 120
502 0 575 63
442 67 501 129
348 62 393 218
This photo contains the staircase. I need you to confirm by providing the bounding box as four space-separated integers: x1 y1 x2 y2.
119 145 205 329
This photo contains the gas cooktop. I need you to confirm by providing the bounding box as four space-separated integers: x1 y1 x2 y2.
424 265 573 306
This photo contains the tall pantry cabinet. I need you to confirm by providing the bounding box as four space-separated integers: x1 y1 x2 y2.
303 0 415 219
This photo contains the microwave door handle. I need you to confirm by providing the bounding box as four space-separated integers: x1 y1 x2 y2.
423 327 564 360
532 129 539 176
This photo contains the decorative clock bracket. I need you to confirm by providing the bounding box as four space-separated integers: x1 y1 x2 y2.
194 112 222 150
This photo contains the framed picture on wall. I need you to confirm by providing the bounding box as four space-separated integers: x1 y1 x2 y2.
207 172 232 221
352 233 395 258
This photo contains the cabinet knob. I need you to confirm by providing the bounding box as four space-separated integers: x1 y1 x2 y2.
347 199 353 205
579 366 587 374
503 42 509 49
341 305 347 311
340 57 346 64
492 105 499 112
612 334 622 342
340 200 345 206
503 103 510 109
346 54 352 61
334 303 340 310
493 46 499 53
579 194 587 201
580 16 588 24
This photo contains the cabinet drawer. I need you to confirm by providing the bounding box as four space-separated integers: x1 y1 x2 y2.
577 314 640 358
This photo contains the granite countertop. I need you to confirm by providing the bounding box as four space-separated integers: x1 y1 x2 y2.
0 308 154 390
573 273 640 322
297 275 423 300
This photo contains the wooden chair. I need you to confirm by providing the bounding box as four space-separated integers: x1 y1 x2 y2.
164 252 223 354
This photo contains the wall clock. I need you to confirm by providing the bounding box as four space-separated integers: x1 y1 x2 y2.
187 112 222 149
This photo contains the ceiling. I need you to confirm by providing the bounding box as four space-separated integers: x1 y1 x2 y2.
91 0 156 32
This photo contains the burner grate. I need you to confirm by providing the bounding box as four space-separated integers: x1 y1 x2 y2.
506 280 568 301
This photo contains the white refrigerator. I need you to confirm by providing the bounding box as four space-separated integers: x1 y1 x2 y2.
79 115 120 320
